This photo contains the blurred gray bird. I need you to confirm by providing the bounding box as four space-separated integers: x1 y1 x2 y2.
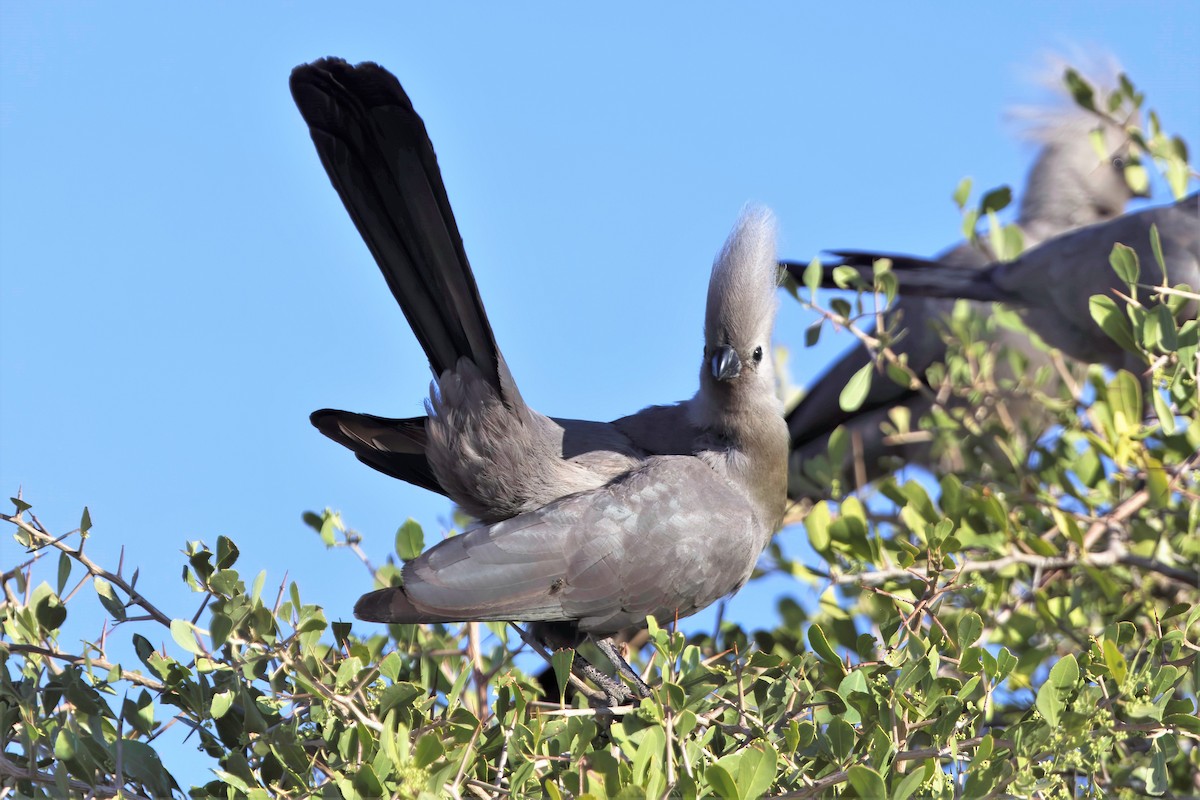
816 193 1199 371
291 58 788 701
783 79 1143 496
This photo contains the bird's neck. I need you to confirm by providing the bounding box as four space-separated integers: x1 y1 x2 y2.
688 390 789 534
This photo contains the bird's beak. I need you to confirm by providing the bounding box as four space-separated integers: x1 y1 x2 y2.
711 345 741 381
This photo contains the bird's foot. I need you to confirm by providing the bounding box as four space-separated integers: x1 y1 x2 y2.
570 652 634 706
594 636 653 700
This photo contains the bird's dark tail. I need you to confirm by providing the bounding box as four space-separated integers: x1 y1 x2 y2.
309 409 443 494
290 58 518 404
354 586 459 624
782 251 1020 304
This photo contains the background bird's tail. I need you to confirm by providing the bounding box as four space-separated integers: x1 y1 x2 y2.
783 251 1020 304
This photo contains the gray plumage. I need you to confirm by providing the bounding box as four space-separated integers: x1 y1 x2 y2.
357 210 787 635
292 58 758 525
819 194 1199 372
291 58 788 639
292 60 632 523
783 90 1143 495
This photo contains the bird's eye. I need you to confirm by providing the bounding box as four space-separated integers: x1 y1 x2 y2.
753 346 763 363
1112 156 1125 169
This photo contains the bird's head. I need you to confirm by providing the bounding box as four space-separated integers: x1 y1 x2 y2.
698 207 782 414
1016 53 1147 231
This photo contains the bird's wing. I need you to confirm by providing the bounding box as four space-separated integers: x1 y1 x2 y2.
357 456 761 636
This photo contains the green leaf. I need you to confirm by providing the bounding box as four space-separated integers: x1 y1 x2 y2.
353 764 384 799
1049 653 1080 690
1146 740 1168 795
1123 163 1149 196
878 269 898 305
170 619 203 655
832 265 862 290
805 502 831 556
551 649 574 704
413 733 444 768
895 656 930 696
1064 68 1096 111
318 512 338 546
1089 294 1140 354
1109 370 1143 437
1036 653 1079 726
1145 455 1170 508
1102 639 1128 685
1151 388 1176 434
115 740 174 796
56 552 72 595
986 211 1005 261
952 176 972 210
847 765 886 799
54 730 75 760
961 208 980 241
1001 224 1025 261
978 186 1012 215
960 208 979 242
994 647 1018 681
803 258 822 299
804 321 821 347
839 363 873 413
1147 224 1166 273
892 763 930 800
956 612 983 649
733 742 777 800
444 659 472 711
216 536 239 569
80 506 92 535
210 612 233 649
34 589 67 632
825 717 856 762
1109 243 1140 287
211 689 235 719
1145 303 1178 352
705 764 737 800
807 623 842 667
394 519 424 561
93 577 126 621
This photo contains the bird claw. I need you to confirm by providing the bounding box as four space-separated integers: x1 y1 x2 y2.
594 637 653 700
569 652 634 706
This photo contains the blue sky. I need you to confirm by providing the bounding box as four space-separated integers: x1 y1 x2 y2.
2 2 1198 787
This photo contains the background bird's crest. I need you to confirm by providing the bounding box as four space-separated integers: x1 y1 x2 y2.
1008 48 1133 144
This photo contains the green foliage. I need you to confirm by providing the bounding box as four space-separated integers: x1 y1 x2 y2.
5 285 1199 797
3 63 1198 799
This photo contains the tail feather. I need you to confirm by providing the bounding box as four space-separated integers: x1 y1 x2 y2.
290 59 515 403
354 586 457 624
782 251 1018 304
310 409 442 494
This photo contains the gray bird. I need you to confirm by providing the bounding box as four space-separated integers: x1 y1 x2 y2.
783 93 1143 496
291 58 788 701
813 193 1198 371
292 59 742 525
